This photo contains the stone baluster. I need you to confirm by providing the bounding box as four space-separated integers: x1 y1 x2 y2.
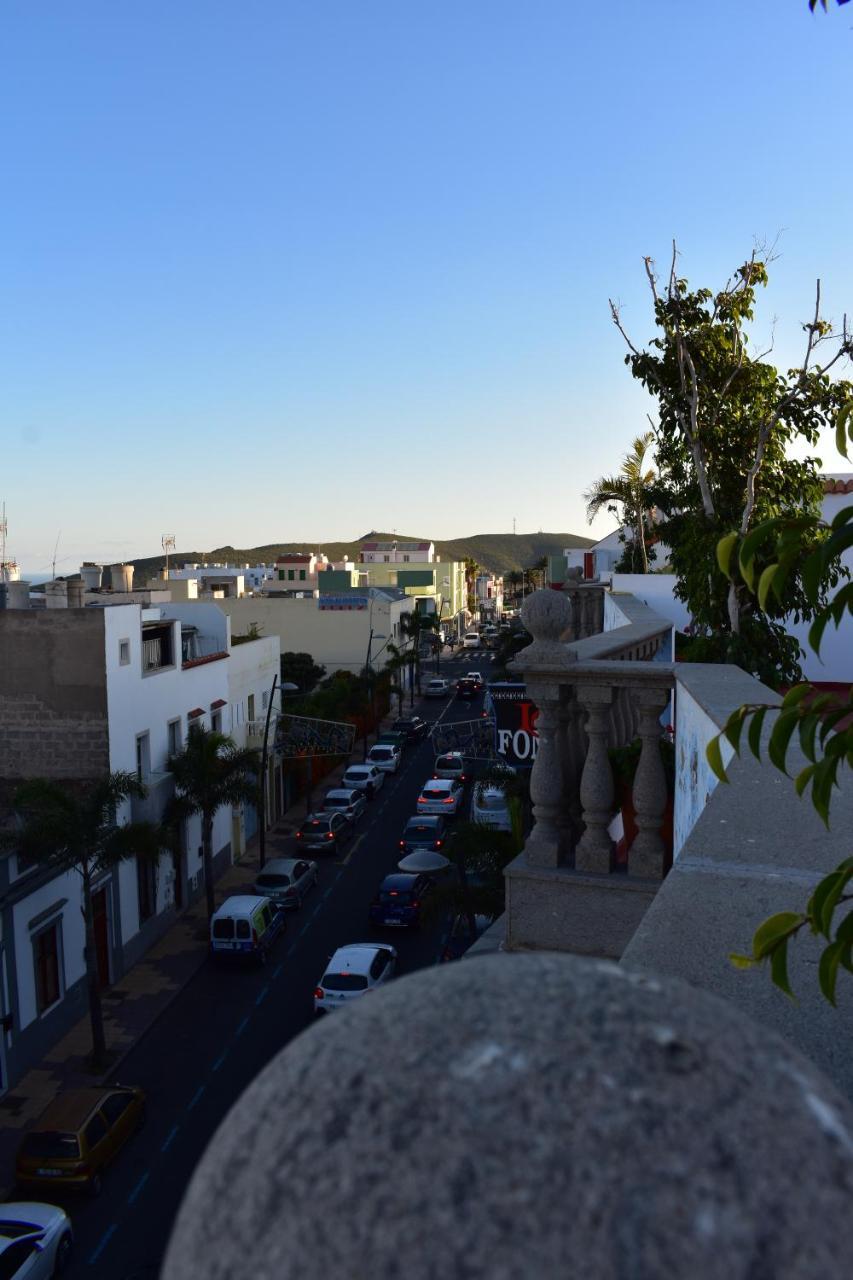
575 685 614 873
561 690 585 850
630 689 671 879
514 591 577 869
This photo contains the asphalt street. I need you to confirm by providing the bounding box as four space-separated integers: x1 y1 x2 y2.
52 648 490 1279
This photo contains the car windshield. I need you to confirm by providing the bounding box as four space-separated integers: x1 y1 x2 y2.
437 756 461 769
324 797 349 808
423 785 448 796
20 1131 81 1159
0 1219 42 1238
212 919 234 939
300 819 331 834
370 749 392 759
322 972 368 992
345 770 367 780
256 873 290 888
481 794 508 810
380 890 413 904
405 823 436 836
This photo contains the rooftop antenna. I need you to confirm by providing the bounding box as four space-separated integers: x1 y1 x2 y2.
161 534 176 577
51 531 61 580
0 502 6 567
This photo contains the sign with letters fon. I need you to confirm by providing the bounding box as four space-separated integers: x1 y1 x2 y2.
486 682 539 767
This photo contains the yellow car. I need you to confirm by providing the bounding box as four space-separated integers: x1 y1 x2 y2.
16 1085 146 1197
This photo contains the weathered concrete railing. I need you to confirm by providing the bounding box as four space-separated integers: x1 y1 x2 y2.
163 953 853 1279
505 589 675 956
562 581 605 640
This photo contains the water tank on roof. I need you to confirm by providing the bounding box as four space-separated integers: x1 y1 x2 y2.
110 563 134 592
2 580 31 609
79 562 102 590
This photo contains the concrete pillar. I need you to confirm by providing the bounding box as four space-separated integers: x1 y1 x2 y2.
630 688 671 878
575 685 615 873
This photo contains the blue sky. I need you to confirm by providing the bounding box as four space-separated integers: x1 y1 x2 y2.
2 1 851 572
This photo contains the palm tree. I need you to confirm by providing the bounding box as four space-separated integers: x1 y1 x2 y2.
166 724 259 922
398 611 438 697
8 773 164 1069
384 641 414 714
464 557 480 616
584 432 656 574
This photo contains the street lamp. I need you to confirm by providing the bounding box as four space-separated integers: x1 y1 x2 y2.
258 675 299 869
398 843 478 941
362 597 388 760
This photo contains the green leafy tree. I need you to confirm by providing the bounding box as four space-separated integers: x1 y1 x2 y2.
708 405 853 1002
809 1 850 11
166 725 259 922
384 640 415 714
7 773 164 1068
584 432 656 573
280 651 326 694
399 610 438 695
612 248 852 687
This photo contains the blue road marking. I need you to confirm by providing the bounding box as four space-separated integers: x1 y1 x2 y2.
161 1124 180 1152
322 885 334 900
128 1171 150 1205
255 984 270 1006
212 1048 229 1072
188 1084 206 1110
88 1224 117 1265
272 963 283 979
236 1015 250 1037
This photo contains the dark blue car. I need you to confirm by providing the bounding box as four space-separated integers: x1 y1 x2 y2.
398 815 447 853
369 873 433 929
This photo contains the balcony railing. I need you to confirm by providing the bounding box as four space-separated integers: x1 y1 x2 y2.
181 633 229 667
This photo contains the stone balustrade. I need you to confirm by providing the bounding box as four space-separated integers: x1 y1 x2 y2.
505 588 676 956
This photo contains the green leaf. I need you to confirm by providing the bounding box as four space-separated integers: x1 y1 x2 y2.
782 683 812 709
729 952 758 970
794 763 816 797
798 714 819 764
723 708 746 755
716 532 739 580
802 548 826 605
706 734 728 784
819 941 844 1007
808 608 831 656
752 911 805 961
770 941 795 1000
819 865 853 937
738 519 778 594
747 706 768 761
757 563 781 612
835 401 853 460
767 711 799 775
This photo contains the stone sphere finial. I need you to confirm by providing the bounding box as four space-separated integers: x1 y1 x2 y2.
517 588 575 665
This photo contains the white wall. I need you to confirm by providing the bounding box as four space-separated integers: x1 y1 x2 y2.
228 635 280 746
611 575 693 634
673 682 734 860
12 868 86 1031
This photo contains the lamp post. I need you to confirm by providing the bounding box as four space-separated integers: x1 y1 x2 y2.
398 844 478 942
362 596 388 761
258 675 299 869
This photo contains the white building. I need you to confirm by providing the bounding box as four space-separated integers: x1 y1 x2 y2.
0 595 277 1095
359 540 435 564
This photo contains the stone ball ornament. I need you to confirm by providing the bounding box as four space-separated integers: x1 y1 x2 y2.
518 587 575 664
163 953 853 1280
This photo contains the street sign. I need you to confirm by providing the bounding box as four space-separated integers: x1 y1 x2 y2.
431 716 497 760
486 682 539 766
275 714 356 758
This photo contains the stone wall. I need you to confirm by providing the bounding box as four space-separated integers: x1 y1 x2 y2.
0 611 109 782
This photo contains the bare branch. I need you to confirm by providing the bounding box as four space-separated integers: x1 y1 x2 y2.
643 257 659 304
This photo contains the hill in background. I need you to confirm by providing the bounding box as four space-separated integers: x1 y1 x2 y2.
131 530 594 580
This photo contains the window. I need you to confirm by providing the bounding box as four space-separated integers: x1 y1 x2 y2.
167 718 181 757
101 1092 133 1127
403 555 410 562
84 1113 109 1150
236 919 251 939
278 570 285 581
288 569 295 581
211 710 222 733
384 555 390 562
33 923 62 1014
299 569 306 581
0 1239 41 1277
119 639 131 665
247 694 256 722
135 732 151 782
137 855 156 923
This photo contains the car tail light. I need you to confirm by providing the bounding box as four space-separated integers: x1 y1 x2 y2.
314 988 324 999
443 798 454 805
410 900 420 910
326 832 334 841
389 891 398 896
399 839 405 847
436 839 443 847
296 831 303 839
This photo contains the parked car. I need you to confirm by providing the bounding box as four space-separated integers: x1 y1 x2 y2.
254 857 318 909
366 743 401 774
16 1085 146 1198
455 678 478 701
0 1202 73 1277
314 943 396 1015
341 764 385 796
399 815 447 852
465 670 484 689
434 751 467 783
417 778 464 816
392 716 429 742
321 788 367 825
369 873 433 928
462 631 480 649
296 812 351 853
470 784 513 832
376 730 407 752
424 677 450 699
210 895 286 964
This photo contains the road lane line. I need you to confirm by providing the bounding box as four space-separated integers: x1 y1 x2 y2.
128 1171 150 1205
255 984 270 1006
161 1124 180 1152
272 963 283 978
235 1015 250 1037
88 1224 117 1264
188 1084 206 1110
212 1048 229 1072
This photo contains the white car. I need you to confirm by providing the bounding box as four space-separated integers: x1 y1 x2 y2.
462 631 480 649
471 784 513 832
417 778 464 816
254 857 319 909
464 671 484 688
321 788 368 824
341 764 385 795
314 943 397 1014
0 1203 73 1277
424 677 450 699
433 751 467 783
366 744 401 774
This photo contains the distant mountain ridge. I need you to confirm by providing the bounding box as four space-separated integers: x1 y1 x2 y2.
131 530 594 579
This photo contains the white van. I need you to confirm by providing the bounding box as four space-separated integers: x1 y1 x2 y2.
210 895 286 965
462 631 480 649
